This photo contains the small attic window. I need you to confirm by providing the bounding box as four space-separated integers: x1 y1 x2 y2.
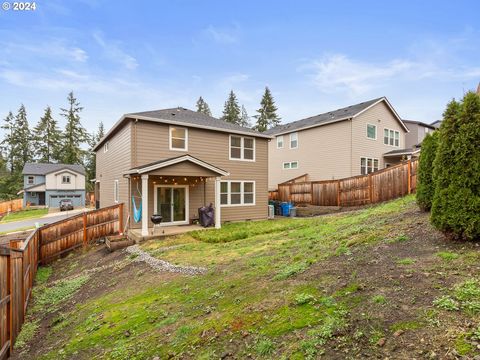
104 142 109 153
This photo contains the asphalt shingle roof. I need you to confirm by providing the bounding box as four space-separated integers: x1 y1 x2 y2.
128 107 265 137
22 163 85 175
264 97 384 135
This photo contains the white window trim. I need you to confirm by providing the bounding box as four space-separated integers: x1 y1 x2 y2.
62 175 71 184
282 161 299 170
229 135 256 162
276 135 284 149
360 157 380 175
114 180 119 203
104 142 109 153
27 176 34 185
366 123 377 140
220 180 256 207
30 192 37 197
169 126 188 151
383 128 400 147
289 132 298 149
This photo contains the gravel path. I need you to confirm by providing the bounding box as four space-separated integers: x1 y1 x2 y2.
125 244 207 275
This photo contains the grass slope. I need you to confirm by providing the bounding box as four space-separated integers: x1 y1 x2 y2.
13 195 480 359
0 208 48 223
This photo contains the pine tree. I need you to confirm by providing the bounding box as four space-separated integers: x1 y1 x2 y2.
416 131 438 211
253 87 280 132
85 122 105 191
196 96 212 116
11 104 33 172
33 106 63 163
239 105 251 127
0 111 16 172
222 91 241 124
60 92 88 164
431 92 480 240
96 121 105 142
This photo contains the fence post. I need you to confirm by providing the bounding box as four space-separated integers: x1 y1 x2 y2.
368 173 373 203
83 212 87 247
407 160 412 194
119 203 124 234
336 180 341 206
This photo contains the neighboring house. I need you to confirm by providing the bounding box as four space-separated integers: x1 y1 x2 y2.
265 97 409 189
430 120 442 129
403 120 437 148
21 163 86 208
93 107 271 237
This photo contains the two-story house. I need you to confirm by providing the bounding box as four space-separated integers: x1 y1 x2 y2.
265 97 409 189
403 119 437 149
21 163 86 208
93 107 271 238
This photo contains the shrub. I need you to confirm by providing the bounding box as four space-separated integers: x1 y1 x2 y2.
416 131 439 211
431 92 480 240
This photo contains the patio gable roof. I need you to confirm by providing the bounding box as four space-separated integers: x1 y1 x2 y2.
124 155 229 177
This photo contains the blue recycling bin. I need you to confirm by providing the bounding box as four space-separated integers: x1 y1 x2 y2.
281 202 292 216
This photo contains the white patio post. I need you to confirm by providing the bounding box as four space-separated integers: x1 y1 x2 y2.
141 174 149 236
215 176 221 229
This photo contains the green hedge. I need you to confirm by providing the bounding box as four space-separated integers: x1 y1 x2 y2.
416 131 439 211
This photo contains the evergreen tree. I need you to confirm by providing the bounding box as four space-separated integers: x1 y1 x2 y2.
33 106 63 163
431 92 480 240
0 111 16 172
60 91 88 164
222 90 241 124
85 122 105 191
11 104 33 171
416 131 438 211
239 105 251 127
196 96 212 116
96 121 105 142
253 87 280 132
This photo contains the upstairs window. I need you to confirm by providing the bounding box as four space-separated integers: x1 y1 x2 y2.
104 142 109 153
283 161 299 170
230 135 255 161
62 175 71 184
384 128 400 147
169 126 188 151
27 176 34 185
367 124 377 139
276 136 284 149
289 132 298 149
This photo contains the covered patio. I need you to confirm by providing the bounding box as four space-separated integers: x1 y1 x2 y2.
124 155 229 240
383 148 420 167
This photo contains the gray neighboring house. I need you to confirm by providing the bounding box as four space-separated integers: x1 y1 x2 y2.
21 163 86 208
403 120 437 148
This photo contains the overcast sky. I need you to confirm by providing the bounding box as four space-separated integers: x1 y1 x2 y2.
0 0 479 134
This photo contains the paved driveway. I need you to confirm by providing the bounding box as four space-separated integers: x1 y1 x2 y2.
0 209 87 234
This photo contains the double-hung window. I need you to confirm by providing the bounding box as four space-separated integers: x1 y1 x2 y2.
289 132 298 149
384 128 400 147
230 135 255 161
104 142 109 153
276 136 284 149
220 181 255 206
366 124 377 140
169 126 188 151
360 157 379 175
62 175 71 184
27 176 34 185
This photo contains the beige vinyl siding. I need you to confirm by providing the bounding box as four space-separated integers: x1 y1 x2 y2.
351 101 407 174
268 120 352 189
132 120 268 223
95 122 132 218
405 123 419 148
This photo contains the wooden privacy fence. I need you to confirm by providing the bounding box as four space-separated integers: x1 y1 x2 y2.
270 160 418 206
0 200 22 216
0 203 123 360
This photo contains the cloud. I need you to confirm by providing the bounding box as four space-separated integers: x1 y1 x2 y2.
0 40 88 63
302 53 480 95
92 31 138 70
203 24 239 44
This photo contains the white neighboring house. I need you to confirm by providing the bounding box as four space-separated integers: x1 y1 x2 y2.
21 163 86 208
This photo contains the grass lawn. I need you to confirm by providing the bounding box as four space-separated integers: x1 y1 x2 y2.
12 195 480 359
0 225 36 235
0 208 48 223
